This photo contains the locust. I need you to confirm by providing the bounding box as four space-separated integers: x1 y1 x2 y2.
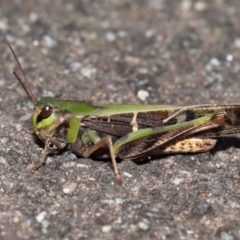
8 44 240 186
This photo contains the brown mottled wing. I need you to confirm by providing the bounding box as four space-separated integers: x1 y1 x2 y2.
116 120 221 160
81 111 174 137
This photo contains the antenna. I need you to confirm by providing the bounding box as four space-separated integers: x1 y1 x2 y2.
8 43 37 105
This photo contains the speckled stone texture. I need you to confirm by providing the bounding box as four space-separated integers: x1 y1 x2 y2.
1 1 240 239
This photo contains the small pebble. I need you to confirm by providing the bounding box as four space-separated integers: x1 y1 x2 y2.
36 211 47 223
62 182 77 194
137 89 149 101
102 225 112 233
105 31 116 42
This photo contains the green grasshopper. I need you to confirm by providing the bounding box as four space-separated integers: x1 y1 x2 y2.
8 44 240 186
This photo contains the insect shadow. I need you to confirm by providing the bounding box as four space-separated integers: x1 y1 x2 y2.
32 134 240 169
211 136 240 153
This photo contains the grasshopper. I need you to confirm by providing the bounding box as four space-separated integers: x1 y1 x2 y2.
8 44 240 186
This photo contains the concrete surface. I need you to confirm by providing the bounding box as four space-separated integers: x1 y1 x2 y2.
1 1 240 239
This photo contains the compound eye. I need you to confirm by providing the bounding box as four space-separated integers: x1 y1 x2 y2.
36 104 53 123
41 105 53 118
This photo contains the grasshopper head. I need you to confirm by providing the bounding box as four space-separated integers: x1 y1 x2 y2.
32 97 58 137
8 44 59 139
